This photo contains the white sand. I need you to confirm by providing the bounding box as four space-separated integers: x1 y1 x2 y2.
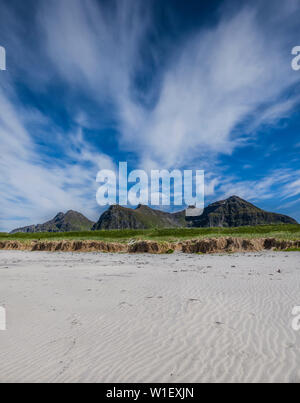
0 250 300 383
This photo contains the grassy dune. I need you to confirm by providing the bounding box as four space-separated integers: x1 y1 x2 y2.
1 224 300 243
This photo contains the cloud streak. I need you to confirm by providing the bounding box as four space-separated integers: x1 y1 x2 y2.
0 84 114 231
37 1 300 169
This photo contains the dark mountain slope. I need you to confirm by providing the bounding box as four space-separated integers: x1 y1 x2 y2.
11 211 94 233
189 196 297 227
92 204 186 230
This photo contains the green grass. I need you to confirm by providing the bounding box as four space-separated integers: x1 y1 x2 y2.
276 248 300 252
1 224 300 243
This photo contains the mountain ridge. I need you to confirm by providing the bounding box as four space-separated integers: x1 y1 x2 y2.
188 195 297 227
10 210 95 234
10 196 298 233
92 204 186 230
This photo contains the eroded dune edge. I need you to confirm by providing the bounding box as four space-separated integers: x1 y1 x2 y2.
0 237 299 254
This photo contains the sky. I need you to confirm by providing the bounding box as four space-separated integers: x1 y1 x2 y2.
0 0 300 231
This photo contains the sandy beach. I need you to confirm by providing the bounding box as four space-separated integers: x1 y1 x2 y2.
0 250 299 383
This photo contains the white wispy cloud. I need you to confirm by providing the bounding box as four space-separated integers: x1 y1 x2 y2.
37 0 300 168
213 168 300 208
0 85 114 231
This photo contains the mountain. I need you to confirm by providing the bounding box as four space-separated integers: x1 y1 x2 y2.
92 204 186 230
10 196 298 233
11 211 95 234
93 197 297 230
188 196 298 227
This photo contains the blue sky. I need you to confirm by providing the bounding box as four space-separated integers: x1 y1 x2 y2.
0 0 300 231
